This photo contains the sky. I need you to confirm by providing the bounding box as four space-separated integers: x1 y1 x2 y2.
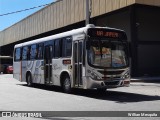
0 0 55 31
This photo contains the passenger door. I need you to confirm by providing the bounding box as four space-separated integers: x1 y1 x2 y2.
73 41 83 87
44 45 53 84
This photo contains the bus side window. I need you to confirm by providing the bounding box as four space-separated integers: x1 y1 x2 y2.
62 37 72 57
54 39 60 58
27 46 31 60
37 43 44 59
22 46 28 60
52 41 55 58
30 45 37 60
14 48 21 61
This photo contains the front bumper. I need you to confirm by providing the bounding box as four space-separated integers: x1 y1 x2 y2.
83 76 130 89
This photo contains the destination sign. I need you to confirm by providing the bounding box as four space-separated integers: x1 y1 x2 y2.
96 31 119 38
88 28 126 39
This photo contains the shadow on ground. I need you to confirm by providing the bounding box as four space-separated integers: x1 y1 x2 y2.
17 83 160 103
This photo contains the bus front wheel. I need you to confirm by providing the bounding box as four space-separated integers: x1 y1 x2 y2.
62 76 71 93
26 73 33 87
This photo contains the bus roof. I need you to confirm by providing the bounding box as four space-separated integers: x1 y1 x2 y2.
14 24 125 48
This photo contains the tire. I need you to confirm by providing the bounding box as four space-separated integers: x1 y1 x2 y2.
62 75 71 93
26 73 33 87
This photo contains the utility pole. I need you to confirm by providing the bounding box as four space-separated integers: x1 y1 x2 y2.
86 0 90 25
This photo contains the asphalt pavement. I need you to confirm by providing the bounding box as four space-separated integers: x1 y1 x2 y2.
0 74 160 120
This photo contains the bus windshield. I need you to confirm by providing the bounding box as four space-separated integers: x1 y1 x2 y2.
88 39 128 68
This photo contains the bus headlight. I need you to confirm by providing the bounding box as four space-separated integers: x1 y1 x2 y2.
122 71 130 79
87 69 100 80
91 73 98 79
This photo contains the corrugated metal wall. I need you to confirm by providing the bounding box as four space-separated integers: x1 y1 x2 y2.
0 0 159 46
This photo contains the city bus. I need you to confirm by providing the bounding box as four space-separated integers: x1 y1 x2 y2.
13 24 130 93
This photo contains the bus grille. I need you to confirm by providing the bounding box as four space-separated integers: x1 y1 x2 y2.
98 70 125 80
98 70 124 75
104 81 119 86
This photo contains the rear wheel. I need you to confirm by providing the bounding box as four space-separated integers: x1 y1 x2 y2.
26 73 33 87
62 75 71 93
